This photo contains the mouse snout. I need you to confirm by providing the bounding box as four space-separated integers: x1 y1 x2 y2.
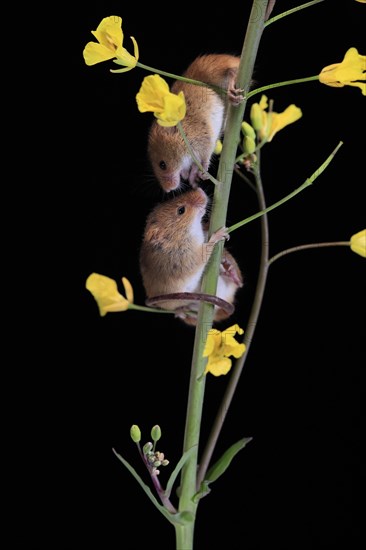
160 172 182 192
164 181 180 192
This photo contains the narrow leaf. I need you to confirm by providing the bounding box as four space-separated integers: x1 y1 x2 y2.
205 437 253 484
165 446 196 498
112 448 188 526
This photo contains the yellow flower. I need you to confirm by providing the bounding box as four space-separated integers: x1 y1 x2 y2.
136 74 186 127
350 229 366 258
203 324 246 376
355 1 366 3
86 273 134 316
250 95 302 142
83 16 139 72
319 47 366 96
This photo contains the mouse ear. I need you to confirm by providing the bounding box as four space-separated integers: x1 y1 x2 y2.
144 222 161 243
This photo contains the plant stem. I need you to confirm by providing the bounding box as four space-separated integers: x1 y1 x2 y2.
134 62 224 94
175 2 270 548
227 141 343 234
264 0 325 27
177 122 221 186
198 155 269 485
268 241 350 266
246 75 319 99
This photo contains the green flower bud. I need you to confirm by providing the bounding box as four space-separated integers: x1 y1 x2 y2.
241 121 256 140
143 441 153 454
130 424 141 443
242 136 256 156
250 103 263 131
151 425 161 442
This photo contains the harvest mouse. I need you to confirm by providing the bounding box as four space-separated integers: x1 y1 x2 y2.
147 54 243 193
139 187 243 325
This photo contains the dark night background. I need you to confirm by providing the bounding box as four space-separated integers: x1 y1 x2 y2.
17 1 365 549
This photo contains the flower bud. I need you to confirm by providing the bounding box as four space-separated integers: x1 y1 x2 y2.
130 424 141 443
250 103 263 131
241 121 256 140
242 136 256 156
143 441 153 454
151 425 161 442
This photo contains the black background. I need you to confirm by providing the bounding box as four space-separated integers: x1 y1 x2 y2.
20 2 365 549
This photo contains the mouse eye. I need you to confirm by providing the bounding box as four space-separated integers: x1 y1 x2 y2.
177 206 185 215
159 161 167 171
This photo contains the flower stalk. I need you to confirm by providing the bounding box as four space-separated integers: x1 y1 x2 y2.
175 2 270 548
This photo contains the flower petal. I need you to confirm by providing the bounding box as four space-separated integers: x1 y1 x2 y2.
92 16 123 50
83 42 116 66
319 48 366 95
205 356 233 376
344 81 366 95
203 329 220 357
203 324 245 376
122 277 134 302
155 91 186 127
136 75 170 113
267 105 302 141
86 273 129 316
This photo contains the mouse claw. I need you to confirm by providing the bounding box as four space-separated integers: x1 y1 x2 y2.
209 226 230 245
220 256 243 287
228 87 245 105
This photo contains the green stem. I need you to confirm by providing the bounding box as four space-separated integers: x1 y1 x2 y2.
265 0 325 27
227 141 343 234
247 75 319 99
177 122 221 186
175 3 269 549
198 153 269 486
135 61 224 94
197 142 344 485
268 241 350 266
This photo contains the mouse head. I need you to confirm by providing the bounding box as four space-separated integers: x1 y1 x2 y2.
148 123 193 192
145 187 208 245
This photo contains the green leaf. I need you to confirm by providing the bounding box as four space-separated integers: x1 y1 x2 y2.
205 437 253 484
165 446 196 499
112 448 189 526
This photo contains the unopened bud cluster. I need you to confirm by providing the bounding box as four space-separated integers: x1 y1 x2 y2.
130 424 169 475
144 444 170 475
239 120 257 169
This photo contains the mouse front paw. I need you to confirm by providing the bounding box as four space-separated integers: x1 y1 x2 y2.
228 86 245 105
209 226 230 245
220 255 243 287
